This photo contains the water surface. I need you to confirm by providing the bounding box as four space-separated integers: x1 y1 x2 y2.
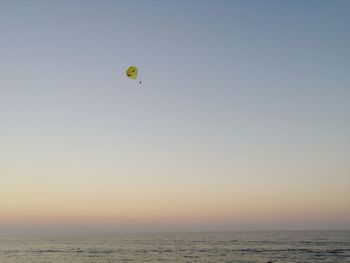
1 231 349 262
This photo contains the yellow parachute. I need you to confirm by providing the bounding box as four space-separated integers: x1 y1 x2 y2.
126 66 138 80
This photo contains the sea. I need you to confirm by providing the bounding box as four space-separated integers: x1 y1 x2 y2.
0 231 349 262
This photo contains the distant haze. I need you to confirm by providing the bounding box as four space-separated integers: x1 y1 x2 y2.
1 0 349 234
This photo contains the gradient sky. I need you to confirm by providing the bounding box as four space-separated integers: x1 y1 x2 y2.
1 0 350 234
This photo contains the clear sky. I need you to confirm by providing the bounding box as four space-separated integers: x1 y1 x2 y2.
1 0 349 234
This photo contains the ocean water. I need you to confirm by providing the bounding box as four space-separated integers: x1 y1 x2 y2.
0 231 349 262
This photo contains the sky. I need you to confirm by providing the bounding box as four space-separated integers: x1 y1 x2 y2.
0 0 350 234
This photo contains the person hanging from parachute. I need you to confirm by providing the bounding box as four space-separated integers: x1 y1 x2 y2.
126 66 141 84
